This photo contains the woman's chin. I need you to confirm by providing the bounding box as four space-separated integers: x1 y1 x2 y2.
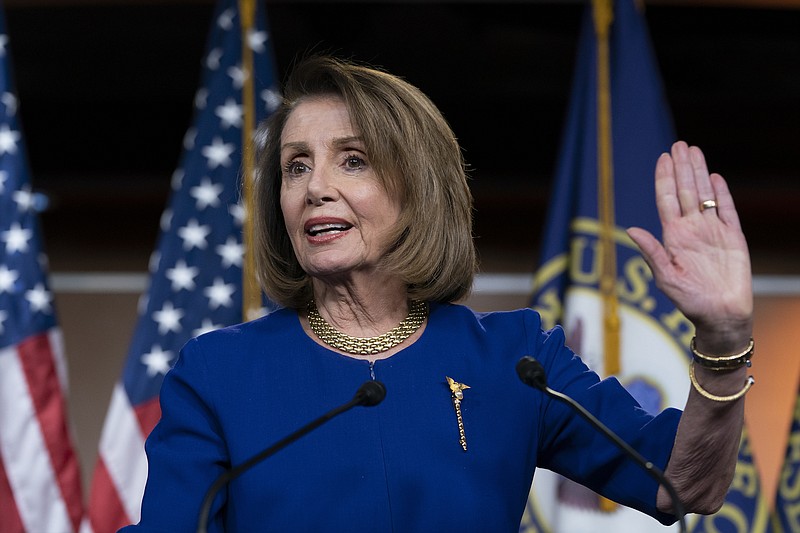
304 259 365 281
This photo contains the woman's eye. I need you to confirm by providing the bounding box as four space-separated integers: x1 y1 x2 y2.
284 161 309 175
344 155 366 170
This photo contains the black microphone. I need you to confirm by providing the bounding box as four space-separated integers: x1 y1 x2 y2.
516 356 687 533
196 380 386 533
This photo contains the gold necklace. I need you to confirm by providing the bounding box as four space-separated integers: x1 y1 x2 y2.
307 299 428 355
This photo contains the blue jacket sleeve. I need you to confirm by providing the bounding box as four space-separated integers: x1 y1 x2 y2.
528 315 681 525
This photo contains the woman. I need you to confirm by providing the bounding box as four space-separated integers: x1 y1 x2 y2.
126 56 753 531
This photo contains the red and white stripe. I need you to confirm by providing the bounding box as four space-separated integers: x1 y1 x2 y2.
0 328 83 533
82 384 160 532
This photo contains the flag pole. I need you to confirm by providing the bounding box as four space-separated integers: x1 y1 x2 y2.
593 0 621 378
593 7 622 516
240 0 260 320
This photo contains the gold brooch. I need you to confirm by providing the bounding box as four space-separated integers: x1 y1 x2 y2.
446 376 470 451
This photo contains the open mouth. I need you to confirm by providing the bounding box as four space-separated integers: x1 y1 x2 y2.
306 223 353 236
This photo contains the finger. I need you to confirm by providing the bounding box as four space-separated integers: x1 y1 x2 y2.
654 152 681 224
671 141 700 216
627 227 670 279
689 146 716 216
710 173 742 231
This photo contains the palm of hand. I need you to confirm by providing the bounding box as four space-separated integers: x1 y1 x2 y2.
656 213 752 329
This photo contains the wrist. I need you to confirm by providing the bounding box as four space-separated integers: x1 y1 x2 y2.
692 322 753 356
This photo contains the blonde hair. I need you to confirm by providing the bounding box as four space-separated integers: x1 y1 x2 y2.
254 56 477 308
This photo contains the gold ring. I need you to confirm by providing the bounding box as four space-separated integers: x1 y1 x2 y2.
700 199 718 211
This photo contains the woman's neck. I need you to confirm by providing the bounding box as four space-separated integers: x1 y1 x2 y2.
310 277 410 338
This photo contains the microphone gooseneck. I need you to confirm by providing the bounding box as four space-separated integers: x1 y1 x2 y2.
196 380 386 533
516 356 687 533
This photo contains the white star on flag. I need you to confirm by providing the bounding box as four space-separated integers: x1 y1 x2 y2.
201 136 235 169
1 92 16 115
204 277 236 310
261 88 282 113
0 264 18 292
227 65 246 89
2 221 32 253
160 208 173 232
0 309 7 334
152 301 184 335
171 169 185 191
205 49 223 72
216 236 243 268
148 251 161 274
217 8 235 30
190 177 224 210
0 123 20 154
165 259 199 292
193 319 224 338
140 345 174 377
25 283 53 314
215 98 243 129
0 170 7 192
13 185 34 212
247 30 268 53
184 125 199 150
177 219 211 251
229 203 245 227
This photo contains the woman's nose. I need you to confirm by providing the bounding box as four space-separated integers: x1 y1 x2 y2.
305 166 338 205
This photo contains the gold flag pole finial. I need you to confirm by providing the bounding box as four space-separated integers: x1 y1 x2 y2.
239 0 260 320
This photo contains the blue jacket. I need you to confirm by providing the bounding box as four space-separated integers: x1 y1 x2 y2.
124 303 680 531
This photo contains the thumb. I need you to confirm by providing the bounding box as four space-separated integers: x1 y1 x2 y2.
627 227 668 279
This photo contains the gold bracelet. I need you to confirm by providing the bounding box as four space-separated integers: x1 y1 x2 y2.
691 337 754 371
689 364 754 402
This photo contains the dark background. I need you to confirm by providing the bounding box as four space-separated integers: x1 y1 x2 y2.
5 0 799 274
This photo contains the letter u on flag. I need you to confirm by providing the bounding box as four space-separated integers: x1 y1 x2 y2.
520 0 770 531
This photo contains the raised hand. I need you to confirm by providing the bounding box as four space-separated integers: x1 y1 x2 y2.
627 141 752 351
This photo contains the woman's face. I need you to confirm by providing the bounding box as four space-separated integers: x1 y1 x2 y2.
279 96 401 282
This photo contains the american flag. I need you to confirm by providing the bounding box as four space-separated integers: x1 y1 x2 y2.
83 1 279 530
0 7 85 533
